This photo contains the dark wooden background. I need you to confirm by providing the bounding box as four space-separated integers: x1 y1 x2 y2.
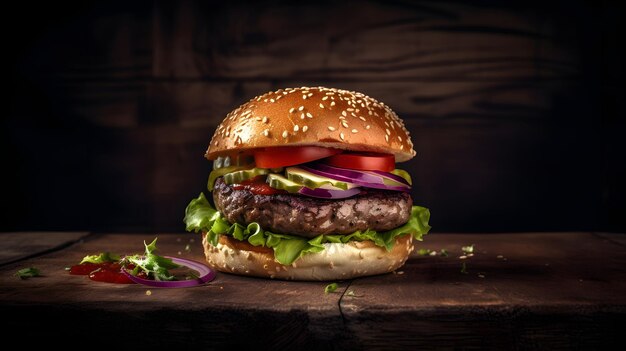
3 0 625 233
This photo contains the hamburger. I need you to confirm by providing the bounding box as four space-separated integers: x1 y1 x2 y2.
184 86 431 280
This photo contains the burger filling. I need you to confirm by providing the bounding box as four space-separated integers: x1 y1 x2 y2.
212 177 412 237
184 149 431 266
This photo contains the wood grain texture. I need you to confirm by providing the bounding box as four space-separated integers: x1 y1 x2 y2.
152 1 579 80
341 232 626 349
0 232 90 266
0 233 351 349
4 0 624 233
1 232 625 349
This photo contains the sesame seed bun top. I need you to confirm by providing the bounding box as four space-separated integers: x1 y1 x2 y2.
205 86 416 162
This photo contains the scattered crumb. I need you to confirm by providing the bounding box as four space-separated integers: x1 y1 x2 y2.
145 290 152 296
497 255 504 259
185 244 191 252
176 238 181 242
459 255 467 260
396 271 404 275
189 238 195 243
177 251 182 255
478 274 485 278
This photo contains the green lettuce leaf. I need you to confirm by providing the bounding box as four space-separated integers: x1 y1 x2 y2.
183 192 431 266
123 238 181 281
80 252 121 264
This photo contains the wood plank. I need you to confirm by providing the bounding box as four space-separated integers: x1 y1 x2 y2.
341 232 626 349
594 232 626 247
152 1 580 80
0 232 90 266
141 80 564 127
0 233 351 349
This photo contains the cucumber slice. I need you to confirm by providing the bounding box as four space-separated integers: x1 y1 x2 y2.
285 167 358 190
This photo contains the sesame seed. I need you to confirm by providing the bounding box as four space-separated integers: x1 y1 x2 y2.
306 112 313 118
302 125 308 132
386 128 391 135
270 98 275 103
366 125 371 129
300 113 305 119
303 95 307 99
328 126 336 131
342 111 347 117
351 129 358 133
263 129 270 137
225 131 230 137
330 101 336 106
298 106 304 111
398 136 402 142
340 132 345 140
289 107 295 113
347 108 354 112
282 131 288 138
359 116 366 121
255 117 262 121
294 125 299 132
385 134 389 142
319 103 324 109
341 121 348 128
322 96 328 101
307 93 313 97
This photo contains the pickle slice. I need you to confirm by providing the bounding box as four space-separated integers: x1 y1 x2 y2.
207 166 251 191
223 168 272 185
285 167 357 190
266 174 304 193
212 155 254 170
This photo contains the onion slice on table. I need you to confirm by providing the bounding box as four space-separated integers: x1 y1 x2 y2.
122 256 216 288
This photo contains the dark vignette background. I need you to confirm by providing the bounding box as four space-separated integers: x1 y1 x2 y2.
3 0 625 233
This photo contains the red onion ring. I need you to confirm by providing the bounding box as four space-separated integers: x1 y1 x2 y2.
122 256 216 288
303 164 411 192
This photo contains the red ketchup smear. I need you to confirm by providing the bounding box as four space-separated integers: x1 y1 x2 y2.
69 262 146 284
232 175 286 195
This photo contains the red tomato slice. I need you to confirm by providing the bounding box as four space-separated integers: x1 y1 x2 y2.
324 152 395 172
254 146 341 168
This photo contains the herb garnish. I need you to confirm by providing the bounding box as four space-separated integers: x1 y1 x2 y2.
15 267 41 279
324 282 338 294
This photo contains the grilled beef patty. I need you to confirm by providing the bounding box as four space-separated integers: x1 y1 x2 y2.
212 177 412 238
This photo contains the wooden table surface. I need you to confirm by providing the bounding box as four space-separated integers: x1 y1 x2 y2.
1 231 625 349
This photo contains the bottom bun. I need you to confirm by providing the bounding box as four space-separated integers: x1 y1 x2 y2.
201 233 415 281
